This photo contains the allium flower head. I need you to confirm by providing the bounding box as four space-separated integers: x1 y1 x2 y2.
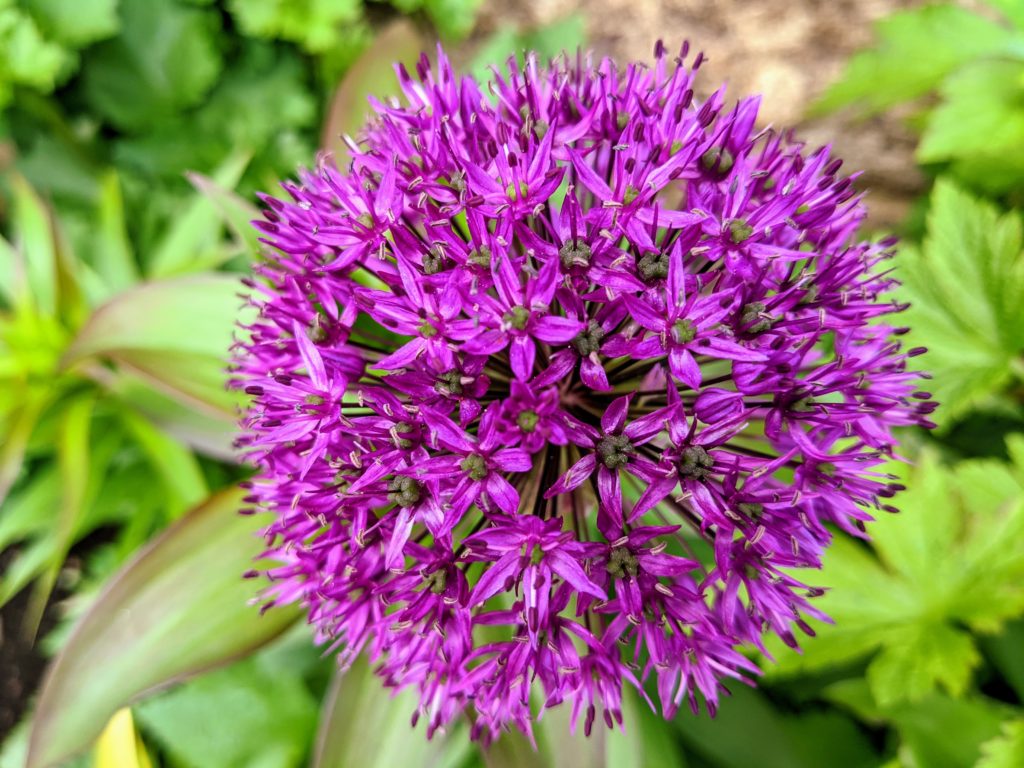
235 42 934 742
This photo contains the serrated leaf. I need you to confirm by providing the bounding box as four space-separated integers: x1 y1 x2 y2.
918 61 1024 165
866 624 979 707
80 0 223 132
825 682 1010 768
227 0 363 54
22 0 119 48
26 489 299 768
811 5 1016 117
0 4 70 102
898 180 1024 422
770 447 1024 707
977 719 1024 768
422 0 482 40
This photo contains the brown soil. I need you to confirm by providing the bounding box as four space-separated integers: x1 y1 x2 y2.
470 0 932 229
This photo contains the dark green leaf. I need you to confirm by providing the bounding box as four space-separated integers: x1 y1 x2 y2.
135 650 318 768
674 684 876 768
80 0 223 132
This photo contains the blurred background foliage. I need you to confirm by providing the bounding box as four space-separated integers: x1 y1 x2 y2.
0 1 1023 767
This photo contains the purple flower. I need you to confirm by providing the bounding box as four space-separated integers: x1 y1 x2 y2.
235 42 933 743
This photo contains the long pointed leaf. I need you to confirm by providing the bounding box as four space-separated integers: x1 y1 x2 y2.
27 489 299 768
312 659 473 768
320 20 428 164
93 171 140 297
147 151 252 278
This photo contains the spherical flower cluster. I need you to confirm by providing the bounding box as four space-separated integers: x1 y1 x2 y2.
234 43 933 742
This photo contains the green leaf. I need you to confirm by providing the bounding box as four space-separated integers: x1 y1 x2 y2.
422 0 482 40
977 719 1024 768
674 684 875 768
770 447 1024 707
135 650 318 768
120 409 208 516
90 171 139 298
107 372 237 460
980 620 1024 701
28 394 97 628
897 180 1024 423
22 0 119 48
146 150 251 277
983 0 1024 29
312 658 473 768
825 682 1010 768
26 489 299 768
811 5 1016 116
0 3 71 104
79 0 223 132
470 15 585 82
11 173 57 316
114 42 315 186
485 688 687 768
918 61 1024 165
226 0 363 54
0 387 49 508
185 170 262 259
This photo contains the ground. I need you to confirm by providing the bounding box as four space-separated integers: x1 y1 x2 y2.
470 0 930 228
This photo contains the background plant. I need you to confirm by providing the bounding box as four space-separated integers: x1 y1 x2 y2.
2 1 1024 767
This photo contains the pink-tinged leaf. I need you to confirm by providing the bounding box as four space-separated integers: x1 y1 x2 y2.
321 20 430 164
64 275 249 364
312 657 470 768
62 275 250 421
27 490 299 768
